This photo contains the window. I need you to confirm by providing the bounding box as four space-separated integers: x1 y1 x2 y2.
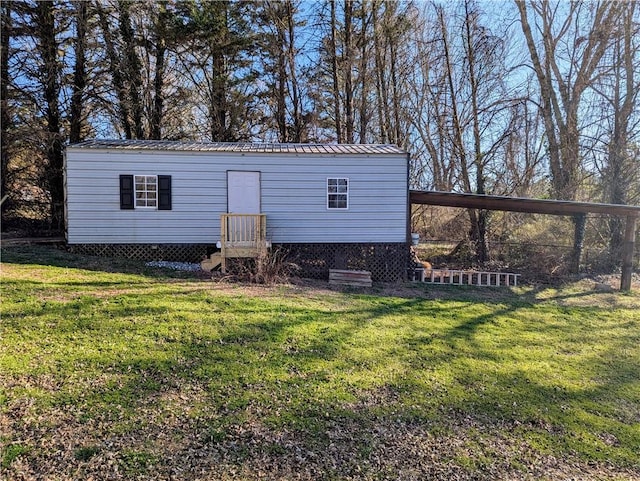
135 175 157 208
120 174 171 210
327 178 348 209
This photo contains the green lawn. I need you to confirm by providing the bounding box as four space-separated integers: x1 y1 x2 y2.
1 245 639 480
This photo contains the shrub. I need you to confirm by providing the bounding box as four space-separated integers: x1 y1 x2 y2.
221 247 300 285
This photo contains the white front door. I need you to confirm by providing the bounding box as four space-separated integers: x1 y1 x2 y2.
226 171 261 244
227 171 260 214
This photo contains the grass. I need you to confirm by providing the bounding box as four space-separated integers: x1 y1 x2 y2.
1 245 639 480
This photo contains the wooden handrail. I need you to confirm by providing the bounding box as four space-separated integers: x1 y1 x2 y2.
220 214 267 272
221 213 266 245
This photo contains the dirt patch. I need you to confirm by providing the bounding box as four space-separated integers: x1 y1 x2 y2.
589 272 640 290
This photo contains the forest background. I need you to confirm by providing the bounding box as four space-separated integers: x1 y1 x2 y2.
1 0 638 274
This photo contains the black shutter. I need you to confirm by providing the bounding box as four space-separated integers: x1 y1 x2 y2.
158 175 172 210
120 175 134 209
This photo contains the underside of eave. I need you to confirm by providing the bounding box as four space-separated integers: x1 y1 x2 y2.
410 190 640 218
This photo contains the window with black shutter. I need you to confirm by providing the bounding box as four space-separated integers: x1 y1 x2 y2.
134 175 157 207
120 174 171 210
120 175 134 209
158 175 172 210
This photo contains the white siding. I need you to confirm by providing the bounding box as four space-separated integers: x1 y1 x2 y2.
65 148 408 244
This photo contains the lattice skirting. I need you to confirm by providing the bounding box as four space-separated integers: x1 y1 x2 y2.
276 243 410 282
67 243 214 263
67 242 411 282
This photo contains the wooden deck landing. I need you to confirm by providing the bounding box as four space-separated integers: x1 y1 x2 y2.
219 214 268 272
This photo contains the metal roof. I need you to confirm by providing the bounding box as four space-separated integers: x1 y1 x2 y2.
68 139 407 155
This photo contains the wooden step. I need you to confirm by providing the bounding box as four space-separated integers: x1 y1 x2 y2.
200 253 222 272
329 269 372 287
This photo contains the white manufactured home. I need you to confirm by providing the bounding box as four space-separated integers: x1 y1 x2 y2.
65 140 410 280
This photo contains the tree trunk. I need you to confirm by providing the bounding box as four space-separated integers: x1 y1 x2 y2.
276 3 287 142
372 1 387 143
464 0 489 262
387 4 401 146
515 1 563 199
211 52 227 141
606 3 635 264
69 0 87 144
1 1 12 218
358 0 368 143
96 2 133 139
209 2 230 141
118 0 145 139
150 1 167 140
286 0 303 142
439 6 479 260
344 0 354 143
330 0 342 143
35 1 64 231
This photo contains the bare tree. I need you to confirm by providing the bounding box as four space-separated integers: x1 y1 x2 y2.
406 1 528 261
596 2 640 262
357 0 370 143
516 0 623 272
406 10 456 191
441 2 519 260
368 0 412 146
259 0 306 142
310 0 413 145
